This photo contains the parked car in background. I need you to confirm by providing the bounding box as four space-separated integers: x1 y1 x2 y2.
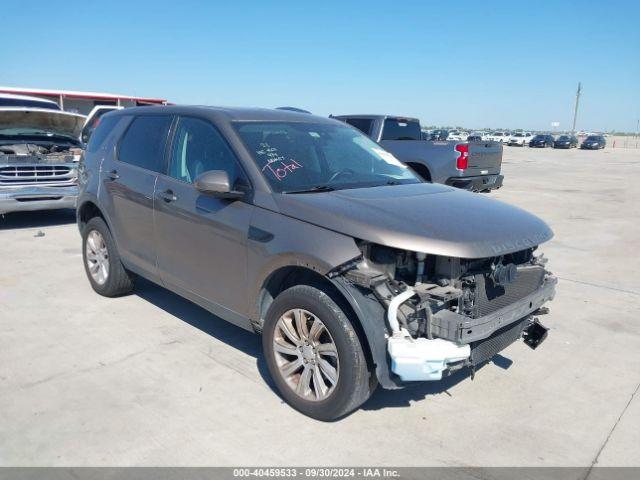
466 132 484 142
429 129 449 141
508 132 534 146
447 130 468 141
0 98 84 214
0 93 61 110
334 115 504 192
581 135 606 150
553 135 578 149
77 105 555 420
81 105 123 144
529 134 555 148
486 131 511 143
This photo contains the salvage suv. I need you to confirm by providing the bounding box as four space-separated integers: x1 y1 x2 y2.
77 106 557 420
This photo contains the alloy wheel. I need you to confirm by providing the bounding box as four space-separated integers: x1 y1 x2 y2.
85 230 109 285
272 308 339 401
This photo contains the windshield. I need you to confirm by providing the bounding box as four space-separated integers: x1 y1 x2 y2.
558 136 570 140
235 122 420 193
586 136 600 141
532 135 545 140
513 133 524 137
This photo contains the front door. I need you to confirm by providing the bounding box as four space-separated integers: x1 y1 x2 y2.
154 116 253 322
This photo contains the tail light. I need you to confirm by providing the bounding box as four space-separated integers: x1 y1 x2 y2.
455 143 469 170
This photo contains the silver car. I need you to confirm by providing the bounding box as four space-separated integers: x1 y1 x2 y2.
77 106 556 420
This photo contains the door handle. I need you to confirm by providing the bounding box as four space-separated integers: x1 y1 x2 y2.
106 170 119 180
158 189 177 203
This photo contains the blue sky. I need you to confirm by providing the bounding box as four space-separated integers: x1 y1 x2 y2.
1 0 638 131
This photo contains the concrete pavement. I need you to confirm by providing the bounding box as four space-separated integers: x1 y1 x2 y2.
0 146 638 466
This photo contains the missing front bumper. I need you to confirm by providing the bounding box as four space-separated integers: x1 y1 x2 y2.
431 275 557 344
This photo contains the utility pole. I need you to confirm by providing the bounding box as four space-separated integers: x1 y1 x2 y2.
571 82 581 134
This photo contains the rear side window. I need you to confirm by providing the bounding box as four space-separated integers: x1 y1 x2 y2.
381 119 422 141
344 118 374 136
86 115 121 153
118 115 173 172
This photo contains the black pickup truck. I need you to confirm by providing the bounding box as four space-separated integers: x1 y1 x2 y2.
333 115 504 192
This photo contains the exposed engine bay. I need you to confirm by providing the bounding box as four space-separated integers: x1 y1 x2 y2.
0 142 81 157
332 241 557 382
0 136 82 214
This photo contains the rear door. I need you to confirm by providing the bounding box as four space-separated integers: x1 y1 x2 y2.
102 114 173 279
154 116 254 322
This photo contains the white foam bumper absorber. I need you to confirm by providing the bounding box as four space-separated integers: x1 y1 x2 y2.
388 336 471 381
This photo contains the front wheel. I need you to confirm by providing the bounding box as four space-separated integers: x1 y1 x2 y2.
262 285 373 421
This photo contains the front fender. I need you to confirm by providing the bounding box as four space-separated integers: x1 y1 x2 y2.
246 207 361 320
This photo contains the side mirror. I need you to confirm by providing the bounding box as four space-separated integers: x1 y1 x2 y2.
194 170 244 199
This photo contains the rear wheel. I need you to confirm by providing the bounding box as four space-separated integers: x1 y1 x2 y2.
82 217 135 297
262 285 373 421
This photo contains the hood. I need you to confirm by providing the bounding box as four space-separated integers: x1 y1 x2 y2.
272 183 553 258
0 108 86 139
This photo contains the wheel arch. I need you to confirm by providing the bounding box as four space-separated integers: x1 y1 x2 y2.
256 265 376 374
77 199 107 233
405 162 432 182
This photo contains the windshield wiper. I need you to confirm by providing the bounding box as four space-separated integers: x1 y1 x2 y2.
284 185 336 194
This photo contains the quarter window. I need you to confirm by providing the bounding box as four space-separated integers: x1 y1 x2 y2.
118 115 172 172
86 115 121 153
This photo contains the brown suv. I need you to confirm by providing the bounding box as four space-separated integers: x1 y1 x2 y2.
77 106 556 420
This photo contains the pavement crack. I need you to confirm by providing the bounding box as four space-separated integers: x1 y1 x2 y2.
15 348 149 391
584 381 640 479
557 276 640 296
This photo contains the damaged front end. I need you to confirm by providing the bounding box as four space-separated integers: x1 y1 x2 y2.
0 108 84 214
0 145 81 214
330 242 556 384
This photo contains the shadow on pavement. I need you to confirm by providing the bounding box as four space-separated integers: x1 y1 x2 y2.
362 367 472 411
363 354 512 411
133 278 277 392
0 208 76 230
132 278 513 414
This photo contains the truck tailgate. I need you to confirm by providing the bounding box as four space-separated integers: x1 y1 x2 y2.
466 141 503 176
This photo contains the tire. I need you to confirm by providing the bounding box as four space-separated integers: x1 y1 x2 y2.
406 163 432 183
262 285 373 421
82 217 135 297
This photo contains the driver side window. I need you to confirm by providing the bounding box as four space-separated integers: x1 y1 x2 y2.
168 117 244 186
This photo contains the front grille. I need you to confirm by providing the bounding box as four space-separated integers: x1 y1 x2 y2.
470 317 528 366
0 165 73 184
473 265 545 317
